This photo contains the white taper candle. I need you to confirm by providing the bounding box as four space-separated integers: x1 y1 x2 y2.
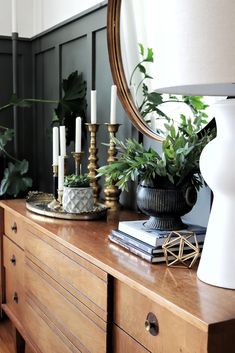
91 90 97 124
75 117 82 152
58 155 64 191
52 127 59 165
110 85 117 124
59 125 66 157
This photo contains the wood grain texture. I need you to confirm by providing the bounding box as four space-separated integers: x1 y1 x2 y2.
114 279 207 353
3 236 25 324
113 325 150 353
4 211 25 250
1 200 235 328
25 297 80 353
0 319 33 353
2 304 37 353
0 206 4 318
25 227 108 315
12 327 25 353
25 259 107 353
0 319 15 353
1 200 235 353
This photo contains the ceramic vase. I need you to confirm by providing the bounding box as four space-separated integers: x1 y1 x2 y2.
136 178 197 230
62 186 94 213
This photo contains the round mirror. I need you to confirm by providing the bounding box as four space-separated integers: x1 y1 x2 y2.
107 0 217 139
107 0 160 140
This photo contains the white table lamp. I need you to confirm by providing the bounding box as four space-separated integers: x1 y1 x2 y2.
154 0 235 289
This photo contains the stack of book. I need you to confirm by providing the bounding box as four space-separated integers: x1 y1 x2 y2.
109 220 206 263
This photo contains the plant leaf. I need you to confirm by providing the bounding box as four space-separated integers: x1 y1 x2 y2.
0 160 32 197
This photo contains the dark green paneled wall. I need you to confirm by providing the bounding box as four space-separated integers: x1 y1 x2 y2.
0 3 136 206
0 37 33 175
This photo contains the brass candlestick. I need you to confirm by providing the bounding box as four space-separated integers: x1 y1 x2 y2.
86 123 101 204
104 123 122 210
71 152 84 176
48 165 61 210
57 189 63 206
64 155 69 176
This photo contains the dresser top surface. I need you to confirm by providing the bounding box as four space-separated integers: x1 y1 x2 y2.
1 199 235 330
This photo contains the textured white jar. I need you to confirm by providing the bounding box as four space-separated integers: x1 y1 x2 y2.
62 186 94 213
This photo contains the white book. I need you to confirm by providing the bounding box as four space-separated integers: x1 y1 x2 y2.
118 220 206 247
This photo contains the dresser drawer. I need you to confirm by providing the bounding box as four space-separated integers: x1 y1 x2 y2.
25 227 108 320
114 280 207 353
25 295 80 353
3 236 25 321
26 259 107 353
4 211 25 249
113 325 150 353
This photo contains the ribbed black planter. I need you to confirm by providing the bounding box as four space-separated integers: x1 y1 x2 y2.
136 178 197 230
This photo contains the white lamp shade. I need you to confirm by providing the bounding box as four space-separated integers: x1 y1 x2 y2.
154 0 235 95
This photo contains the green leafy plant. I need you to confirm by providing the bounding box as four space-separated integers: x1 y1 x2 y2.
0 98 34 197
97 114 214 192
130 44 209 134
0 70 87 198
53 71 87 145
64 174 90 188
98 45 216 192
0 93 58 197
0 159 32 197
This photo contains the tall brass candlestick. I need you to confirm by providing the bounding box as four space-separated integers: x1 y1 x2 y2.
104 123 121 210
86 123 101 204
71 152 84 176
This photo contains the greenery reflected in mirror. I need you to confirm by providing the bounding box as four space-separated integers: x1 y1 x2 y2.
129 44 211 137
115 0 223 137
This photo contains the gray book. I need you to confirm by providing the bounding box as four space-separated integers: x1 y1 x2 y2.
111 229 203 255
109 234 202 264
109 234 167 263
118 220 206 247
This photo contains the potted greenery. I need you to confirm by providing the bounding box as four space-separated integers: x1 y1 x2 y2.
62 174 93 213
98 113 214 229
97 45 215 229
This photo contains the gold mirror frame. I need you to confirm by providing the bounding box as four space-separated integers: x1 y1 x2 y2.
107 0 215 139
107 0 163 141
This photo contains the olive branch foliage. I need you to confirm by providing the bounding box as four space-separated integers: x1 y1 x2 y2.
97 45 215 192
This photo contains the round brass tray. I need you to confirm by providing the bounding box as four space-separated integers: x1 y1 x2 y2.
26 191 108 220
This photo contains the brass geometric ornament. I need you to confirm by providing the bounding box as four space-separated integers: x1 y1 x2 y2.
162 231 200 268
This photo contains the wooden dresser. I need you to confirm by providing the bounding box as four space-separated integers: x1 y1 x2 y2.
1 199 235 353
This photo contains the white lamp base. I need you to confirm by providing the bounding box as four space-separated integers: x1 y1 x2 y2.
198 99 235 289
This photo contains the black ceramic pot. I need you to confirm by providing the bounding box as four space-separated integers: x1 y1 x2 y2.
136 178 197 230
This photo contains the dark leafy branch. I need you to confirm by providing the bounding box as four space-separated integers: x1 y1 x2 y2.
0 70 87 197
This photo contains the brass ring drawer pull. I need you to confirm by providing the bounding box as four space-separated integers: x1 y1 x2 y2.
12 292 19 304
11 222 17 233
145 312 159 336
10 255 16 265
